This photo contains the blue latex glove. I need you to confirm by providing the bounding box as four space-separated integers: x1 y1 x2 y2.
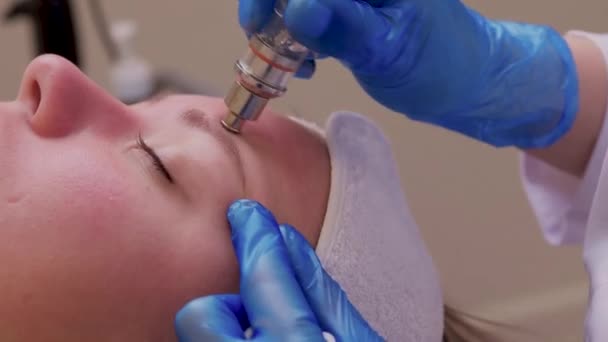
239 0 579 148
175 199 383 342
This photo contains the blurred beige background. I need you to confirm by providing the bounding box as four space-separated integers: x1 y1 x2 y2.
2 1 607 340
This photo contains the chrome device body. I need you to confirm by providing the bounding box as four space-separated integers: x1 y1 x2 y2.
222 0 309 133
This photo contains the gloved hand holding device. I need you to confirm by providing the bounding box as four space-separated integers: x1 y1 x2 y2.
175 199 383 342
239 0 579 148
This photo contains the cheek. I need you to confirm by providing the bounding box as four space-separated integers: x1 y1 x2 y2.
0 143 161 285
0 142 242 337
0 145 165 325
169 214 240 295
20 148 142 235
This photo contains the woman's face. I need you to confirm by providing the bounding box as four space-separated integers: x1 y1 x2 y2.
0 55 328 341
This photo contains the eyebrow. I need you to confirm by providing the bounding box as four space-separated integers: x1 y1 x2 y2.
178 108 244 174
180 108 211 131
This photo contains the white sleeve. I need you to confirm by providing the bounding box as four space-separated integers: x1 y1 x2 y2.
520 31 608 246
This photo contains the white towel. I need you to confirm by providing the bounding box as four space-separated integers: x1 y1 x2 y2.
313 111 444 341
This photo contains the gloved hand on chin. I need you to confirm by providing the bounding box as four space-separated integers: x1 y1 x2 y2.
175 199 383 341
239 0 579 148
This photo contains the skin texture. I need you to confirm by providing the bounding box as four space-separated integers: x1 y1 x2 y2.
0 55 330 342
526 36 608 177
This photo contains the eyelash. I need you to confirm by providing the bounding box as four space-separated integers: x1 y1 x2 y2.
135 134 174 184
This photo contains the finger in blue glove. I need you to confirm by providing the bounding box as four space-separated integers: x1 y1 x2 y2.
175 200 383 341
175 200 328 341
176 294 249 342
226 199 325 340
279 224 384 342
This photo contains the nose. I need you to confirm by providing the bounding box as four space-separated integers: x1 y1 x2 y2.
17 54 135 137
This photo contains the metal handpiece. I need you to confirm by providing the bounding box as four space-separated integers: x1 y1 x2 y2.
222 0 309 133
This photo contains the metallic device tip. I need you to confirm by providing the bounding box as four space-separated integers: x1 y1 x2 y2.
221 111 243 134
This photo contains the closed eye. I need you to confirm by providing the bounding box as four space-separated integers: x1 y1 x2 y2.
136 134 174 184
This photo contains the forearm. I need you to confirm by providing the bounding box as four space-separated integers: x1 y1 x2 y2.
525 35 608 177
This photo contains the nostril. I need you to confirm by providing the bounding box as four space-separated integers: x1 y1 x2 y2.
20 76 42 117
29 79 41 115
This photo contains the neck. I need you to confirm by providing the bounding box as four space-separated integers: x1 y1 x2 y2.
243 114 331 247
